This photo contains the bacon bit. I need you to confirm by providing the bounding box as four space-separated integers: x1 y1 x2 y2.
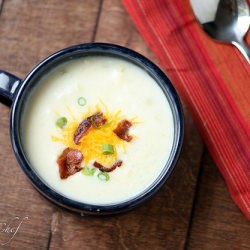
91 112 107 128
74 112 107 144
57 148 83 179
74 118 92 144
113 119 133 142
93 160 123 172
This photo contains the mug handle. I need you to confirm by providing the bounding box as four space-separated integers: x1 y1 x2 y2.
0 70 21 102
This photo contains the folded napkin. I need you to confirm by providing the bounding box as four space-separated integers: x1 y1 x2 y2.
122 0 250 220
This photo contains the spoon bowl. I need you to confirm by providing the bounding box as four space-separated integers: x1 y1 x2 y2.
191 0 250 63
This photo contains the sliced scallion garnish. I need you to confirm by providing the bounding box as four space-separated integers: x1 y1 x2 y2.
102 144 114 155
56 117 67 129
90 115 99 129
82 167 96 176
77 97 87 106
97 172 110 181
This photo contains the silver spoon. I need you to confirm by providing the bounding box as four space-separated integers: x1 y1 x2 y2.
191 0 250 63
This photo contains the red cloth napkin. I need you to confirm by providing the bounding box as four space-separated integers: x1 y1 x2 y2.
122 0 250 220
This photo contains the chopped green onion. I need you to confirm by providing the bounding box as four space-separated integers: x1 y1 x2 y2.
56 117 67 129
78 97 87 106
90 116 99 129
102 144 114 155
82 167 96 176
97 172 110 181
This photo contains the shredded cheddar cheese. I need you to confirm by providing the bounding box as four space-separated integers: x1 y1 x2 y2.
52 102 138 167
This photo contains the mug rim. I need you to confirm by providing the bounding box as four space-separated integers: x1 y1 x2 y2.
10 43 184 215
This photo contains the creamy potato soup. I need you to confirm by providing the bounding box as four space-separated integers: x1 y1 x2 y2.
22 56 174 205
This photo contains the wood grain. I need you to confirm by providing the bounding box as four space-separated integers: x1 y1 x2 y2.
0 0 101 79
187 152 250 250
49 1 204 249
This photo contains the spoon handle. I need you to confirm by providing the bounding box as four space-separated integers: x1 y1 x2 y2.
232 39 250 64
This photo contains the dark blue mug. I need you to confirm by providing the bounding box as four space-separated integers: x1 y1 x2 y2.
0 43 184 215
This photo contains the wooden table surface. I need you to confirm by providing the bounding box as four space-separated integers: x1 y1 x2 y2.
0 1 249 249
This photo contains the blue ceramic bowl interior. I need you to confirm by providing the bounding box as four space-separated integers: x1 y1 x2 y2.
10 43 184 215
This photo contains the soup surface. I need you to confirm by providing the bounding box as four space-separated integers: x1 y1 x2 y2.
23 56 174 205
